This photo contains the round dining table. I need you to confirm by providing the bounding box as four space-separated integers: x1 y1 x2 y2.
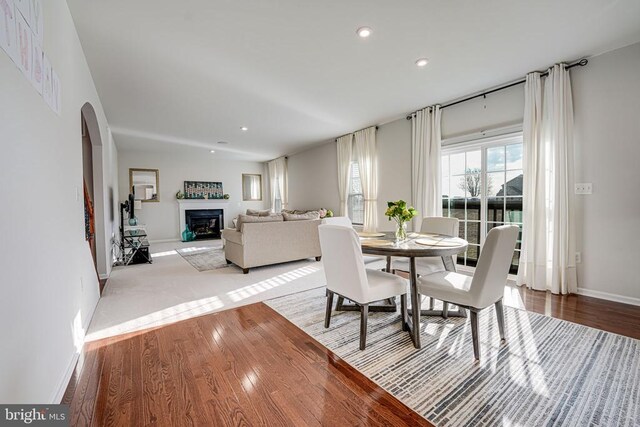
359 231 468 349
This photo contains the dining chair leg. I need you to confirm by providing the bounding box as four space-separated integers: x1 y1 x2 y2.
443 302 449 318
400 294 408 331
359 304 369 350
324 291 334 328
470 309 480 361
495 299 506 341
409 257 421 349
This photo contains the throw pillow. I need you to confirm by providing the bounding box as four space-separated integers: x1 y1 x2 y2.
282 211 320 221
236 213 284 230
246 209 271 217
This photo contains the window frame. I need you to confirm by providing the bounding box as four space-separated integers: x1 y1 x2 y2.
442 132 523 274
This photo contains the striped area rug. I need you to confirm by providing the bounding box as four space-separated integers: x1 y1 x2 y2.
266 287 640 426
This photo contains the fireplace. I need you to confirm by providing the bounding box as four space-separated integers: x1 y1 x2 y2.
185 209 223 240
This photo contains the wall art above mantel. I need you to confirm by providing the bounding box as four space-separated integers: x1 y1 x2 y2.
183 181 223 199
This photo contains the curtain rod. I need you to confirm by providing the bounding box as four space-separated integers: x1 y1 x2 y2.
334 126 379 142
405 58 588 120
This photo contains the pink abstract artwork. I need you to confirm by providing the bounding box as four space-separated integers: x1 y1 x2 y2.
42 53 52 105
0 0 17 61
31 39 42 93
15 8 31 77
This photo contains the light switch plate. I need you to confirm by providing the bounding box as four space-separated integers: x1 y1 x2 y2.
575 183 592 194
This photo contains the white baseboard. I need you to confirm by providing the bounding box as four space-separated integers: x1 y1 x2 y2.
50 302 96 403
52 351 80 403
576 287 640 306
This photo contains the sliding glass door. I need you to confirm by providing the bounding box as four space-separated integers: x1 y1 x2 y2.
441 135 523 274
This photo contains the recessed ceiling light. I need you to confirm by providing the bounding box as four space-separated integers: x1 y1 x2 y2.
415 58 429 67
356 27 372 38
210 150 216 153
240 126 248 131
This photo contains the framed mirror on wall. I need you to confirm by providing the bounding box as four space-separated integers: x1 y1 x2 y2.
242 174 262 201
129 168 159 202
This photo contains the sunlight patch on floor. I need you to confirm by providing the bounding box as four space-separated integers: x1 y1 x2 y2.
504 285 526 309
150 249 178 257
179 246 213 253
507 309 550 397
227 265 321 303
86 295 224 342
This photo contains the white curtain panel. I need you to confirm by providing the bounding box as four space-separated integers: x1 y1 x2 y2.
354 127 378 232
336 134 353 216
517 65 577 294
267 156 288 212
411 106 442 231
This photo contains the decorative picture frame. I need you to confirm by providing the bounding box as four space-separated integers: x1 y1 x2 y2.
242 174 263 201
129 168 160 202
183 181 224 199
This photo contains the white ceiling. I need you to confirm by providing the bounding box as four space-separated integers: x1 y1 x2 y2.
67 0 640 161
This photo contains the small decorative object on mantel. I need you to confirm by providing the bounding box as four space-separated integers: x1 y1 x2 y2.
183 181 224 199
385 200 418 242
319 208 334 218
176 191 185 200
223 194 230 199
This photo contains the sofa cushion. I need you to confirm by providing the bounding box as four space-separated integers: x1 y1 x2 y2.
283 211 320 221
236 213 283 230
246 209 271 217
282 209 313 215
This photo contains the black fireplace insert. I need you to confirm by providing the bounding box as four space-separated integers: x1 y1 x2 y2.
185 209 223 240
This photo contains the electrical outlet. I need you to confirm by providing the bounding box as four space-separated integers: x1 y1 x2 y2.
575 252 582 264
575 183 592 194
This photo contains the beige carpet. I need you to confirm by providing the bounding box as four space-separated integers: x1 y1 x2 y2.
86 240 356 341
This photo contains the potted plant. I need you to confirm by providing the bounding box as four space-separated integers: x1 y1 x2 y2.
319 208 334 218
385 200 417 241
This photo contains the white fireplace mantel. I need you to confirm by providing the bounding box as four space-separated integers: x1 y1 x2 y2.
177 199 229 235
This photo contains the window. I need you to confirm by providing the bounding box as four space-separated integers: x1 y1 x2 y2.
442 136 523 274
348 161 364 225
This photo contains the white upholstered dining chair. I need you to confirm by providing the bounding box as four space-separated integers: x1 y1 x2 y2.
417 225 519 360
321 216 353 227
322 216 382 265
319 224 409 350
393 216 460 275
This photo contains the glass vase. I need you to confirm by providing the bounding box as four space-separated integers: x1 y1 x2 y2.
395 221 408 242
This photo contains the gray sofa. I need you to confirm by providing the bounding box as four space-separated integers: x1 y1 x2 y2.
222 218 322 273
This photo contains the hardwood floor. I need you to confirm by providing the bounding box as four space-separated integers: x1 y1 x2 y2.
65 286 639 426
65 302 432 427
515 286 640 340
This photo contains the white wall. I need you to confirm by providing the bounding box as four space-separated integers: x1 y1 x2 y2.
377 118 412 231
572 42 640 304
117 148 266 241
288 142 340 213
0 0 116 403
288 42 640 303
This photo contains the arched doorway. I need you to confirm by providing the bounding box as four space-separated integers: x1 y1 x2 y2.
81 117 97 270
80 102 107 281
